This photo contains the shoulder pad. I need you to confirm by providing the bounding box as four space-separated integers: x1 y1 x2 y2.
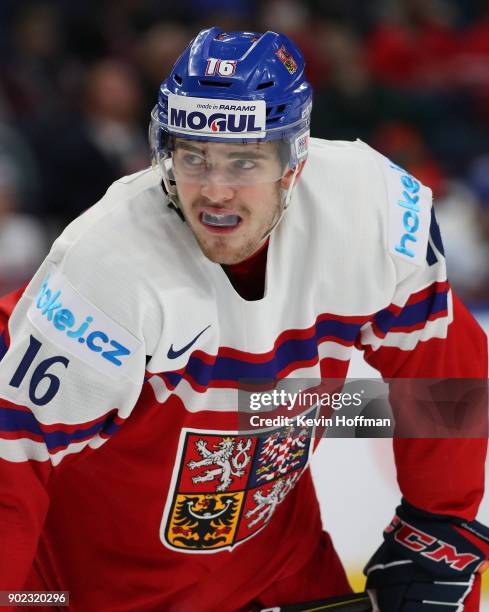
26 264 142 380
378 154 433 267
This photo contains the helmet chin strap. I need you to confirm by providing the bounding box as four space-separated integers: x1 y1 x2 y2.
259 163 300 244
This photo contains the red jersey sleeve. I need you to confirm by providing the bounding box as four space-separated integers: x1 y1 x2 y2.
356 209 488 521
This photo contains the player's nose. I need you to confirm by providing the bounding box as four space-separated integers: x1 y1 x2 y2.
200 176 235 203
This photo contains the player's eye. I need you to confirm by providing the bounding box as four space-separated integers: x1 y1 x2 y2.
183 154 205 167
232 159 256 171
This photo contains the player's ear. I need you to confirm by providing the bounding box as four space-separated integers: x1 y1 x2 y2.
280 160 306 189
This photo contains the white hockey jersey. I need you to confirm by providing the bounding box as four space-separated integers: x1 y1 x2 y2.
0 138 486 611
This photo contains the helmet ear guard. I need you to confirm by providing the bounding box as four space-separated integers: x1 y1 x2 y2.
149 113 178 200
150 27 312 216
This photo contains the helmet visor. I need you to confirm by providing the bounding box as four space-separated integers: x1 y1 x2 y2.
171 138 287 186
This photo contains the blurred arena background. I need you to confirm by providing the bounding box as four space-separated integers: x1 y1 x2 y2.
0 0 487 606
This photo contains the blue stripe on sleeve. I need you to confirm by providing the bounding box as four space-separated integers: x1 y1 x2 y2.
374 290 448 334
0 407 122 452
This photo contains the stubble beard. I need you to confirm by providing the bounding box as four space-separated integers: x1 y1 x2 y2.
186 191 282 265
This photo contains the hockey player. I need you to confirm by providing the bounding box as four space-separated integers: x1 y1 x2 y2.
0 28 488 611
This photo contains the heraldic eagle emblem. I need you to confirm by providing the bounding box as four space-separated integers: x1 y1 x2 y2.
171 493 241 548
161 421 316 553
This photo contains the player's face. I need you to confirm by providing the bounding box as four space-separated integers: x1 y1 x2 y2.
173 139 294 265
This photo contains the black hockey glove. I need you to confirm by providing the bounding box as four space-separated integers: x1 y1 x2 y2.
364 500 489 611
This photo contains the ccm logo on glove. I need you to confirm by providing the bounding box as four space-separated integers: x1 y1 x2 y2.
387 515 483 572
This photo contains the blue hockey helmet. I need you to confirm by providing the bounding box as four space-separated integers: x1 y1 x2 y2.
150 27 312 202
